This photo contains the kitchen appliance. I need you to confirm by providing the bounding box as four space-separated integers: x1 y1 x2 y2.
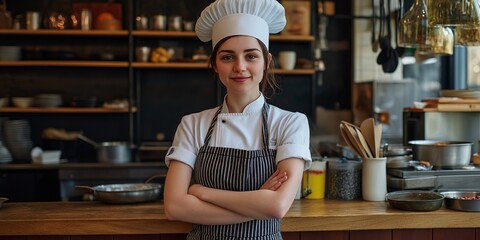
387 167 480 191
403 110 480 153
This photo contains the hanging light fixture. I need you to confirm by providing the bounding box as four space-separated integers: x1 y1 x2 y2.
417 25 454 55
427 0 480 27
398 0 428 47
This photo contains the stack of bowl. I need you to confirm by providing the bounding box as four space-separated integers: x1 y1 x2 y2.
12 97 34 108
35 94 62 108
3 120 33 160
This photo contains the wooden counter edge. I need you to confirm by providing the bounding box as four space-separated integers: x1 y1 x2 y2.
1 200 479 235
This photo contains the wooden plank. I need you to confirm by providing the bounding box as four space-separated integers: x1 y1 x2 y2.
158 234 188 240
115 235 160 240
433 228 476 240
393 229 432 240
281 232 300 240
350 230 392 240
301 231 349 240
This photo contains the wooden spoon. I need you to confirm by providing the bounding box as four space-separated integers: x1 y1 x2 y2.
360 118 376 157
340 123 362 156
374 123 383 158
355 127 373 158
343 122 369 158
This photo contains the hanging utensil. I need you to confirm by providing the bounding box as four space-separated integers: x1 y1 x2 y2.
376 0 389 65
394 0 405 57
382 0 399 73
371 0 379 52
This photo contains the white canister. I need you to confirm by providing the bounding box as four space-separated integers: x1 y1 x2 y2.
278 51 296 70
362 157 387 201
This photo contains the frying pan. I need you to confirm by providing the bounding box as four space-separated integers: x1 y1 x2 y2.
0 197 8 208
442 191 480 211
76 174 164 204
386 190 444 211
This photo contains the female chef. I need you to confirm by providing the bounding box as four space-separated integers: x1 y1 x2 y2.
163 0 312 238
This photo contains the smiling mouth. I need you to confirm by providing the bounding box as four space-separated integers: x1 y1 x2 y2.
230 76 250 81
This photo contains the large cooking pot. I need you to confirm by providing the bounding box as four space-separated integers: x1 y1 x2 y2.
76 174 163 204
386 190 444 211
78 134 132 163
408 140 472 169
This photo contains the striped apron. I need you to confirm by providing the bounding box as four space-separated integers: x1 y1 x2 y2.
188 103 281 240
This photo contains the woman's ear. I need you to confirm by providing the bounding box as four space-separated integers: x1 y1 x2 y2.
267 53 272 69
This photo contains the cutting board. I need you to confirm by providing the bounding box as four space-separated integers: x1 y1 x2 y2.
418 98 480 112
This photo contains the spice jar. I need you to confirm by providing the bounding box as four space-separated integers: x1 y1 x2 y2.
302 156 326 199
326 158 362 200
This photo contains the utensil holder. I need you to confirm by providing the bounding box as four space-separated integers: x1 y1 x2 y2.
362 157 387 201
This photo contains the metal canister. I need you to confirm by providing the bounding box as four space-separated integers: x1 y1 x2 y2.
135 15 148 30
151 15 166 30
80 9 92 30
168 16 182 31
25 11 40 30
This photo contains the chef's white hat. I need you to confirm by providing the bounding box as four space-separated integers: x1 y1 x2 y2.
195 0 286 49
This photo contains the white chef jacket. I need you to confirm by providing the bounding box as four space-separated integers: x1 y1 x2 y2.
165 94 312 170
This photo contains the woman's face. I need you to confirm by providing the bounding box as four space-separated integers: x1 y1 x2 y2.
214 36 270 97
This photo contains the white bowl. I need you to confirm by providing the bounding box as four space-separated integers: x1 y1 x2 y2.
12 97 34 108
31 147 62 164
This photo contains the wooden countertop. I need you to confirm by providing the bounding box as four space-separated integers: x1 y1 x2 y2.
0 199 479 236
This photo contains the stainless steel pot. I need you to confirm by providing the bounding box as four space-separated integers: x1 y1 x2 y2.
386 190 444 211
97 141 131 164
408 140 472 169
78 134 132 163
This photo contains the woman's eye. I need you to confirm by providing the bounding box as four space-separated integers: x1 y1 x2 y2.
246 54 258 60
221 55 234 61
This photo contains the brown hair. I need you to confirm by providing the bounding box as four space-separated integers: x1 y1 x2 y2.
208 36 278 98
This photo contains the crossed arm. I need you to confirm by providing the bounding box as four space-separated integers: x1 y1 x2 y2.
163 158 305 225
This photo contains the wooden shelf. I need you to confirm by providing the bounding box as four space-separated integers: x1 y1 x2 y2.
0 29 128 36
274 69 316 75
0 61 128 68
0 29 314 42
132 62 207 68
0 107 137 113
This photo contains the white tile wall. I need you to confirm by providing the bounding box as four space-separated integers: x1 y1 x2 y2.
353 0 403 83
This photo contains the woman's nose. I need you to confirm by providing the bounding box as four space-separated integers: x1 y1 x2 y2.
233 59 247 72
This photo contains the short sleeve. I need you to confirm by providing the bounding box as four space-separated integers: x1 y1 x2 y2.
164 115 198 169
275 112 312 170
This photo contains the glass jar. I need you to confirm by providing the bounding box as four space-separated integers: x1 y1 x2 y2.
398 0 428 47
326 158 362 200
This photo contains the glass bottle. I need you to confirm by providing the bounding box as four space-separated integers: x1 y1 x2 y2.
428 0 480 27
398 0 428 47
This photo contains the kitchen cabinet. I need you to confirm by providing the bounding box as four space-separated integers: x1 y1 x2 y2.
0 0 318 202
0 0 318 163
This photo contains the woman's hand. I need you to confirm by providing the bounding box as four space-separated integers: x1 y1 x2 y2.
260 169 288 191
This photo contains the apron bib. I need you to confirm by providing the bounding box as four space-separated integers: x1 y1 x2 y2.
188 103 281 240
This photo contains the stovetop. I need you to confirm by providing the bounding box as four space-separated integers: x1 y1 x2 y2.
387 166 480 191
388 166 480 178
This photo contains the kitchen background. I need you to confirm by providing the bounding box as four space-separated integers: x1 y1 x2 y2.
0 0 479 201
